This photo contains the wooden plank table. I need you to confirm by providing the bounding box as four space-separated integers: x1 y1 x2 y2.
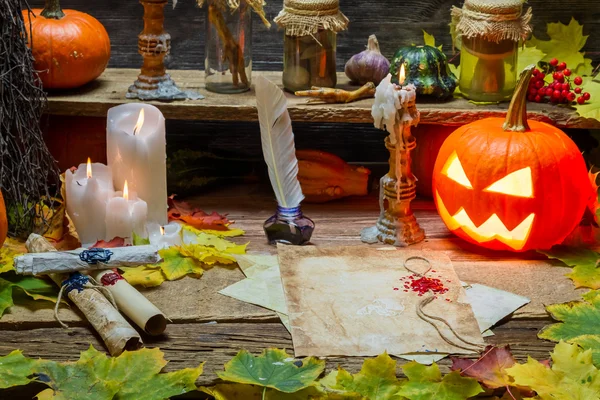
0 185 583 398
45 69 600 129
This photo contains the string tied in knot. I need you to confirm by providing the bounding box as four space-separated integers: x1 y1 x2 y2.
54 272 119 329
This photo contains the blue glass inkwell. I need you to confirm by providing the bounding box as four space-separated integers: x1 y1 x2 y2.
264 206 314 245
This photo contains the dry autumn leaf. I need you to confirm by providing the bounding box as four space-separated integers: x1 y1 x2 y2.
168 195 231 230
90 237 126 249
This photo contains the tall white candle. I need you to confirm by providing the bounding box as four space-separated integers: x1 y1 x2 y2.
107 103 167 225
147 221 182 249
65 159 114 246
105 181 148 241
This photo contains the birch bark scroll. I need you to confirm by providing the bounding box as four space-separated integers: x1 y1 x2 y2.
15 245 161 275
25 234 143 356
90 269 168 336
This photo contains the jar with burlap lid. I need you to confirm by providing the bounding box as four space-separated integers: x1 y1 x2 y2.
275 0 349 92
199 0 271 94
452 0 532 102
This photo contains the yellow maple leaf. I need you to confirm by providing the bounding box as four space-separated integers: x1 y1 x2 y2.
121 266 165 288
506 341 600 400
0 238 27 274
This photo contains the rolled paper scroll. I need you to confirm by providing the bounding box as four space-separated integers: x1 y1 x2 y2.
15 245 161 275
90 269 168 336
25 234 143 356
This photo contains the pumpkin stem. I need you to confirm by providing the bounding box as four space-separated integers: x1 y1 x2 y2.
41 0 65 19
367 34 382 54
503 64 535 132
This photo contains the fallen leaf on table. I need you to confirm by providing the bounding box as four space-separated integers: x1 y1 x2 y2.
0 238 26 273
506 341 600 400
168 195 230 230
573 79 600 122
397 361 484 400
216 349 325 396
0 350 38 389
133 231 151 245
201 384 327 400
0 345 204 400
517 46 546 75
180 243 244 266
121 266 165 288
157 247 205 280
539 290 600 367
90 237 126 249
527 18 593 76
183 224 244 239
539 246 600 289
451 345 519 394
0 273 58 317
320 352 405 400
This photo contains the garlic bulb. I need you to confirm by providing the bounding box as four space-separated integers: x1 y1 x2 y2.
345 35 390 85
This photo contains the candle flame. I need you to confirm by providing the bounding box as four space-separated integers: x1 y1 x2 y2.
123 180 129 201
86 157 92 179
398 64 406 85
133 109 145 135
160 226 165 236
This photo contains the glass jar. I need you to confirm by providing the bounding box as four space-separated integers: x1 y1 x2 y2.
282 29 337 93
459 36 518 102
263 206 314 245
205 1 252 93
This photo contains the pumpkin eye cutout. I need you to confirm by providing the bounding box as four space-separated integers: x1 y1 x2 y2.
484 167 533 198
441 151 473 189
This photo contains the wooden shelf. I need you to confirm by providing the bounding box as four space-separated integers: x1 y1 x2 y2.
46 69 600 128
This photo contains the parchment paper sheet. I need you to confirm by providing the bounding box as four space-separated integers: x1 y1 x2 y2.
277 245 485 357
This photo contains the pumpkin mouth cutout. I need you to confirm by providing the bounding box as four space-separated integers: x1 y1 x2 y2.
435 191 535 251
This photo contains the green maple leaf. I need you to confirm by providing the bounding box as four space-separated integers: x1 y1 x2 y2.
321 353 405 399
539 246 600 289
132 231 150 246
216 349 325 397
201 383 329 399
397 361 483 400
0 350 38 389
539 290 600 367
0 345 203 399
158 247 204 280
507 341 600 399
0 274 58 318
528 18 593 76
517 46 546 75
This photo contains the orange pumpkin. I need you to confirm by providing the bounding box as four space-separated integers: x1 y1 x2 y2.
23 0 110 89
432 66 592 252
0 192 7 248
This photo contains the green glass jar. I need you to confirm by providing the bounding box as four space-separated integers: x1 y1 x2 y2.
452 0 532 102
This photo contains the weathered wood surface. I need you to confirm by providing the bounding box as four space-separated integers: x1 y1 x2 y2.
0 185 582 394
27 0 600 71
45 69 600 128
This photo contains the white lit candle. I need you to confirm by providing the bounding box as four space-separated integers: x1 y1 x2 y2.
147 221 182 249
65 158 114 246
105 181 148 242
107 103 167 225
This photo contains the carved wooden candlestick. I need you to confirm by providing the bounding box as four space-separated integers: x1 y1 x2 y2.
361 75 425 246
128 0 197 100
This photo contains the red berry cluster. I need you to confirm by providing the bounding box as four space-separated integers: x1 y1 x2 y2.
527 58 590 105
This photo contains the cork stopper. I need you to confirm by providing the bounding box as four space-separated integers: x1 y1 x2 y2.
274 0 349 37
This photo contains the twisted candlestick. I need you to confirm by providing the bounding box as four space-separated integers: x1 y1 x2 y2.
361 95 424 246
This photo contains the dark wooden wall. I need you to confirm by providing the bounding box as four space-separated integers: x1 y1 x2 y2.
28 0 600 71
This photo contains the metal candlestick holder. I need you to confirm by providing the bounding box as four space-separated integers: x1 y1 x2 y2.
361 97 425 246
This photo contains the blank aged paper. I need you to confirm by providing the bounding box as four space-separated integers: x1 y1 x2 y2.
277 245 484 358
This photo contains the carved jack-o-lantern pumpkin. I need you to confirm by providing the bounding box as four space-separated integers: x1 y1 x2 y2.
432 66 592 252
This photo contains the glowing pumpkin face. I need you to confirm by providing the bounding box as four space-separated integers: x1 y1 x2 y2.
432 117 590 251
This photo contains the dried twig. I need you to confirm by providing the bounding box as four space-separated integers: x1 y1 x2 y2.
295 82 376 104
0 0 60 238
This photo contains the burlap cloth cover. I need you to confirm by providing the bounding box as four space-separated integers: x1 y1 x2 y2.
274 0 349 37
197 0 271 27
451 0 532 43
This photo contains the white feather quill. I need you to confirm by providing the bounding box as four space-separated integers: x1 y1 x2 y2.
255 76 304 208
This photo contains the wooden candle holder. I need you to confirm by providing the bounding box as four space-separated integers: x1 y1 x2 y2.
361 99 424 246
127 0 189 100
